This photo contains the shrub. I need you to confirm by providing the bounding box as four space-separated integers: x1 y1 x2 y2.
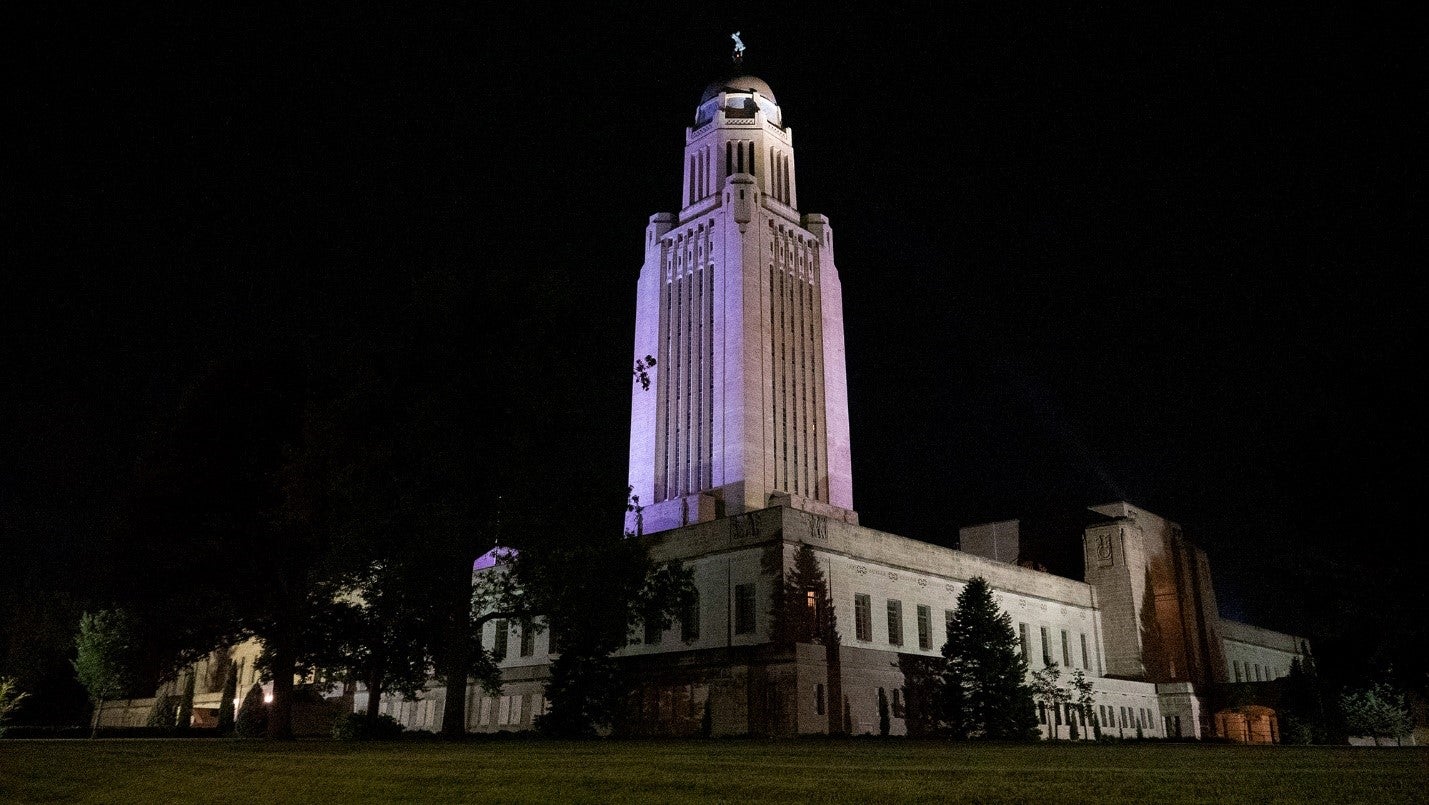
216 670 237 735
0 676 29 737
147 695 179 728
233 684 268 739
332 712 406 741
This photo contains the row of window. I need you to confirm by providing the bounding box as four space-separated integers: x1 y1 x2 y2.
490 620 538 660
639 583 760 647
1232 659 1279 682
1100 704 1155 732
852 594 942 649
851 594 1098 673
475 693 544 728
1018 622 1093 671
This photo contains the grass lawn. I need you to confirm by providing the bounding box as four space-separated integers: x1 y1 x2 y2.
1 737 1425 804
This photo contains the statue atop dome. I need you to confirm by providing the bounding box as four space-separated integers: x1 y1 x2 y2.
731 31 745 66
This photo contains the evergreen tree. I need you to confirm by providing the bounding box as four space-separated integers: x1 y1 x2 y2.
216 665 238 734
1280 643 1330 744
145 695 178 728
175 671 195 731
770 541 843 734
233 683 269 739
939 577 1038 740
771 543 837 646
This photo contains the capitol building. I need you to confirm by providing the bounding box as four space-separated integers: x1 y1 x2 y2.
111 57 1306 744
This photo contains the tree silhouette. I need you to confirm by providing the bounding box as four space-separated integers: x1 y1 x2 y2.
939 577 1038 740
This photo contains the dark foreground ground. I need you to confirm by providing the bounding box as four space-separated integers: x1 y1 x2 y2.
1 737 1425 804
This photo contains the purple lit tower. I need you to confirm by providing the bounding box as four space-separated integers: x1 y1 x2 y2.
626 70 858 536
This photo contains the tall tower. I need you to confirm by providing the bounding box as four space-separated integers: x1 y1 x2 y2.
626 61 857 536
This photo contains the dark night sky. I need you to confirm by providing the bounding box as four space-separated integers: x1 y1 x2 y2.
4 5 1423 674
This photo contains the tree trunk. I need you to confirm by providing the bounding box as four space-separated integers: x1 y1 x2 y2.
266 633 297 740
438 565 474 740
825 639 843 735
366 667 384 720
89 699 103 738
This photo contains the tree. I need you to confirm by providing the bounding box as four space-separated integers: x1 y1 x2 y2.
233 682 269 739
770 541 843 734
1029 662 1071 740
0 676 28 737
112 353 348 740
1280 643 1331 744
939 577 1038 740
1340 682 1413 745
513 532 694 737
175 670 195 731
216 663 238 735
1069 669 1098 740
73 609 137 737
330 557 441 721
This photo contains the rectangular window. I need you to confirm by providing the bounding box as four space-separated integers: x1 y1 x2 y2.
1080 633 1090 669
681 590 700 642
1254 663 1262 682
854 594 872 641
815 683 825 715
1019 623 1031 660
1061 630 1071 667
917 605 932 650
493 620 509 660
1234 660 1243 682
945 609 956 643
519 621 535 657
886 600 904 646
735 583 756 634
1040 626 1052 666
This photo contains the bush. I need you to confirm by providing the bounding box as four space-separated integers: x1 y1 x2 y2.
233 684 269 739
216 670 237 735
0 676 29 737
332 712 405 741
147 695 179 728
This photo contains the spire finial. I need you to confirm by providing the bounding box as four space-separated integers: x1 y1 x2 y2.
731 31 746 67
